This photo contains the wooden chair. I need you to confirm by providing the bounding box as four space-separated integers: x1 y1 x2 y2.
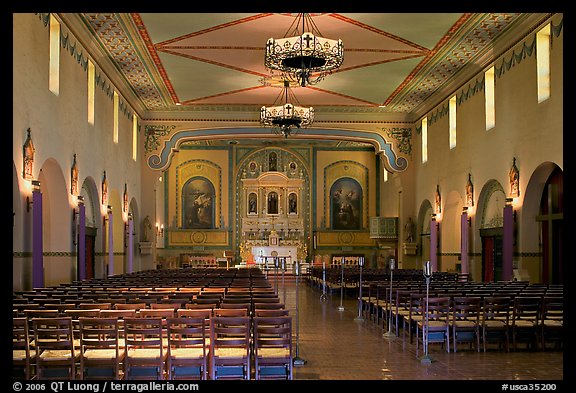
124 318 167 380
209 316 251 380
78 317 124 379
540 295 563 351
115 303 147 311
166 317 208 380
13 317 34 380
402 292 425 344
450 296 481 352
32 317 78 379
79 303 112 310
511 296 542 351
213 308 249 317
252 316 293 380
415 297 451 355
482 296 511 352
253 309 290 317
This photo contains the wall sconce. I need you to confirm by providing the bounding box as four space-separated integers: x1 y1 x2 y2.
27 180 41 212
505 197 517 222
156 223 164 237
462 206 471 226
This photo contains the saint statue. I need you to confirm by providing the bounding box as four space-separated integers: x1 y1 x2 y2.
142 215 152 242
71 154 78 196
23 128 35 180
466 173 474 207
435 184 442 214
404 217 415 243
509 157 519 198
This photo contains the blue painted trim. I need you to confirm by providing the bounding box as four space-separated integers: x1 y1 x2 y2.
147 127 407 172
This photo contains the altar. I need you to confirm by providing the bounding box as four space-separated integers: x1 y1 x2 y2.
251 246 297 270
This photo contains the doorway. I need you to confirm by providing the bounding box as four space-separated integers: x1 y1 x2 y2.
83 227 97 280
480 228 503 282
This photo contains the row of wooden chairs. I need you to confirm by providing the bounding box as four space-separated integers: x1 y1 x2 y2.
380 293 562 353
14 312 293 381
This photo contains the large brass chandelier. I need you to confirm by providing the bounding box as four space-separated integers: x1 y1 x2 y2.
265 13 344 87
260 80 314 138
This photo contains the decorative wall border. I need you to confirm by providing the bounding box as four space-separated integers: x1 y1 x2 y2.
145 127 407 173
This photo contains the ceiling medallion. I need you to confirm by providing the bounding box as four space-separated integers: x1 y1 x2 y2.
260 80 314 138
264 13 343 87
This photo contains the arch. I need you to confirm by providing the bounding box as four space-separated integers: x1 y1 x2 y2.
417 199 433 266
440 190 465 273
475 179 506 283
108 188 124 275
522 161 563 284
146 127 408 172
330 177 362 230
182 177 216 229
128 197 140 272
37 158 73 286
79 176 102 279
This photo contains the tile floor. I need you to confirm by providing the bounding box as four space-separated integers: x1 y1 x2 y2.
274 274 564 382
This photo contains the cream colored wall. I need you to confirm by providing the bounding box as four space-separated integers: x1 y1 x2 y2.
13 14 143 290
383 14 563 281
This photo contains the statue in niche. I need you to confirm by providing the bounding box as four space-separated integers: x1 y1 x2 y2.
248 192 257 214
466 173 474 207
268 152 277 171
267 192 278 214
23 128 35 180
142 215 152 242
289 193 297 214
102 171 108 205
71 154 79 196
404 217 415 243
509 157 520 198
435 184 441 214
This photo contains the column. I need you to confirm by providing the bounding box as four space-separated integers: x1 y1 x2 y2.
503 200 514 281
78 198 86 280
32 181 44 288
127 214 134 273
430 215 438 272
107 206 114 276
460 209 469 275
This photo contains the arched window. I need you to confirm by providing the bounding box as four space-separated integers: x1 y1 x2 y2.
330 178 362 229
182 177 215 229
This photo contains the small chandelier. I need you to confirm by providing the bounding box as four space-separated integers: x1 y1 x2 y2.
265 13 344 87
260 80 314 138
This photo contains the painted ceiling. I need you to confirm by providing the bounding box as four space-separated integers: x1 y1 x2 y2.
73 12 540 120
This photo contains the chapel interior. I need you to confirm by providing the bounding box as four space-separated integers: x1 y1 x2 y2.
12 12 564 382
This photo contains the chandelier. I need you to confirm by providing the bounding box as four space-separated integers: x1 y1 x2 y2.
265 13 344 87
260 80 314 138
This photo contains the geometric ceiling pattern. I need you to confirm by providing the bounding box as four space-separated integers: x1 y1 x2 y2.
77 12 538 117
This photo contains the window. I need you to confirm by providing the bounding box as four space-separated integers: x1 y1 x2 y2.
87 60 95 125
536 24 551 103
449 96 457 149
421 117 428 164
49 14 60 95
113 91 119 144
485 67 495 130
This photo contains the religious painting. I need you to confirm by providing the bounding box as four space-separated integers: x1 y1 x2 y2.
267 191 279 214
288 192 297 214
330 177 362 230
182 177 215 229
248 192 258 215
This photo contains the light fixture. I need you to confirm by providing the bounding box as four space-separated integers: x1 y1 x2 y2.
260 79 314 138
265 13 343 87
156 223 164 237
